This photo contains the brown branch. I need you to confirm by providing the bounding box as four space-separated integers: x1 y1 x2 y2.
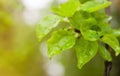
104 61 112 76
104 0 112 76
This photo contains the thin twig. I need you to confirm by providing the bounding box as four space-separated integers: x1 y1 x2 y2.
104 0 112 76
104 61 112 76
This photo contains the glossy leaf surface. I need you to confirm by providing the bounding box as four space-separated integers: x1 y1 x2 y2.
47 29 76 58
99 45 112 61
100 35 120 56
75 37 98 69
36 14 62 41
80 18 101 41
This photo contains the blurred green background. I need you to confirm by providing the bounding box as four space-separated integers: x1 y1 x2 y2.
0 0 120 76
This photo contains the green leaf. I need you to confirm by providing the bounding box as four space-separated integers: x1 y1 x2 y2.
69 11 82 30
91 12 112 35
80 1 111 13
70 11 91 30
75 37 98 69
36 14 62 41
98 22 112 34
80 18 101 41
92 12 111 22
100 35 120 56
52 0 80 17
47 29 76 58
79 0 92 3
80 28 101 41
99 45 112 61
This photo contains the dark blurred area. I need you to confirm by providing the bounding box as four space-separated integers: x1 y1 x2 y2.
0 0 120 76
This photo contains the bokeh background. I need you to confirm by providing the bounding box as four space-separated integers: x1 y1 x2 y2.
0 0 120 76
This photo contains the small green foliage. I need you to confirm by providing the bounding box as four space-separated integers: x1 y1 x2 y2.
80 18 100 41
47 29 76 58
99 44 112 61
80 1 111 13
52 0 80 17
70 11 92 30
36 14 62 41
36 0 120 69
100 35 120 56
75 37 98 69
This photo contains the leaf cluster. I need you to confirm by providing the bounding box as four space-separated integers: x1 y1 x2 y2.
36 0 120 69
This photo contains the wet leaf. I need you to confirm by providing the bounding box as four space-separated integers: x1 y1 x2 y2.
36 14 62 41
99 45 112 61
47 29 76 58
100 35 120 56
80 18 101 41
75 37 98 69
